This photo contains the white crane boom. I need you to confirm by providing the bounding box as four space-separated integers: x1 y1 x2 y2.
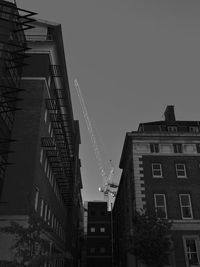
74 79 118 205
74 79 106 182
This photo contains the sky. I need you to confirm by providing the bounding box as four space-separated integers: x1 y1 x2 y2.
17 0 200 203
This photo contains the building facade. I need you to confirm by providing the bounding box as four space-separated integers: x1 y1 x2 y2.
0 16 83 267
113 106 200 267
83 201 112 267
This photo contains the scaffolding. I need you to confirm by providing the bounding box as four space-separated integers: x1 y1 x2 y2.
0 1 36 186
41 65 75 206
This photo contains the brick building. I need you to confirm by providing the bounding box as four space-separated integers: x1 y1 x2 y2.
113 106 200 267
0 16 83 267
83 201 112 267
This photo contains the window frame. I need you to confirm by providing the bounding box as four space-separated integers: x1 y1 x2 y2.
189 126 199 133
90 227 95 233
150 143 159 153
154 194 167 219
100 247 106 253
152 163 163 178
90 248 95 253
179 194 193 219
173 143 183 153
100 227 105 233
44 109 48 123
168 126 178 132
175 163 187 178
40 149 43 164
183 236 200 267
40 199 44 217
34 187 39 212
44 202 48 221
196 144 200 153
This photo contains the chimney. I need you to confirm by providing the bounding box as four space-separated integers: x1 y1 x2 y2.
164 105 176 121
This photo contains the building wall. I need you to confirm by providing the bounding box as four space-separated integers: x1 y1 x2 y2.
86 202 112 267
0 17 83 267
0 0 28 198
113 107 200 267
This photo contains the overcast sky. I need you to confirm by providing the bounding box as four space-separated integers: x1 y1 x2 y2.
18 0 200 202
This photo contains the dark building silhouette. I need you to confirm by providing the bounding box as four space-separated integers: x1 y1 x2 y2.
0 0 35 198
113 106 200 267
83 201 112 267
0 15 83 267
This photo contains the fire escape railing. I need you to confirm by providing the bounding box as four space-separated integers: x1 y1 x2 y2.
41 65 75 206
0 1 36 186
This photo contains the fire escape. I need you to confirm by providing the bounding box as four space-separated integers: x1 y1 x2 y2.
0 1 36 192
41 64 75 207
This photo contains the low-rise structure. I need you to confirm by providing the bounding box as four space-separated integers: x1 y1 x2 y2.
84 201 112 267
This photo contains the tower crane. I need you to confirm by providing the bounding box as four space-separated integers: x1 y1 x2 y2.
74 79 118 204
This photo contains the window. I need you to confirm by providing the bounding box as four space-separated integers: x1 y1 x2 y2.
173 144 183 153
40 199 44 217
34 188 39 211
40 149 43 164
176 164 187 178
90 227 95 233
44 202 48 221
47 165 50 179
152 163 163 178
44 110 47 122
90 248 95 253
51 214 54 228
100 248 106 253
179 194 193 219
48 123 51 135
100 227 105 233
154 194 167 218
150 143 159 153
0 6 11 20
183 237 200 267
90 211 95 216
168 126 178 132
189 126 199 133
196 144 200 153
168 126 177 132
44 159 47 173
47 208 51 225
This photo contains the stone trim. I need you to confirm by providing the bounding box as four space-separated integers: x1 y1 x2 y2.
133 155 146 211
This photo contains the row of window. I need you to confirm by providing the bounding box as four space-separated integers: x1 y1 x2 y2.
40 149 63 204
154 193 193 219
150 143 200 154
152 163 187 178
0 5 11 20
167 125 199 133
90 227 106 233
34 188 65 242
